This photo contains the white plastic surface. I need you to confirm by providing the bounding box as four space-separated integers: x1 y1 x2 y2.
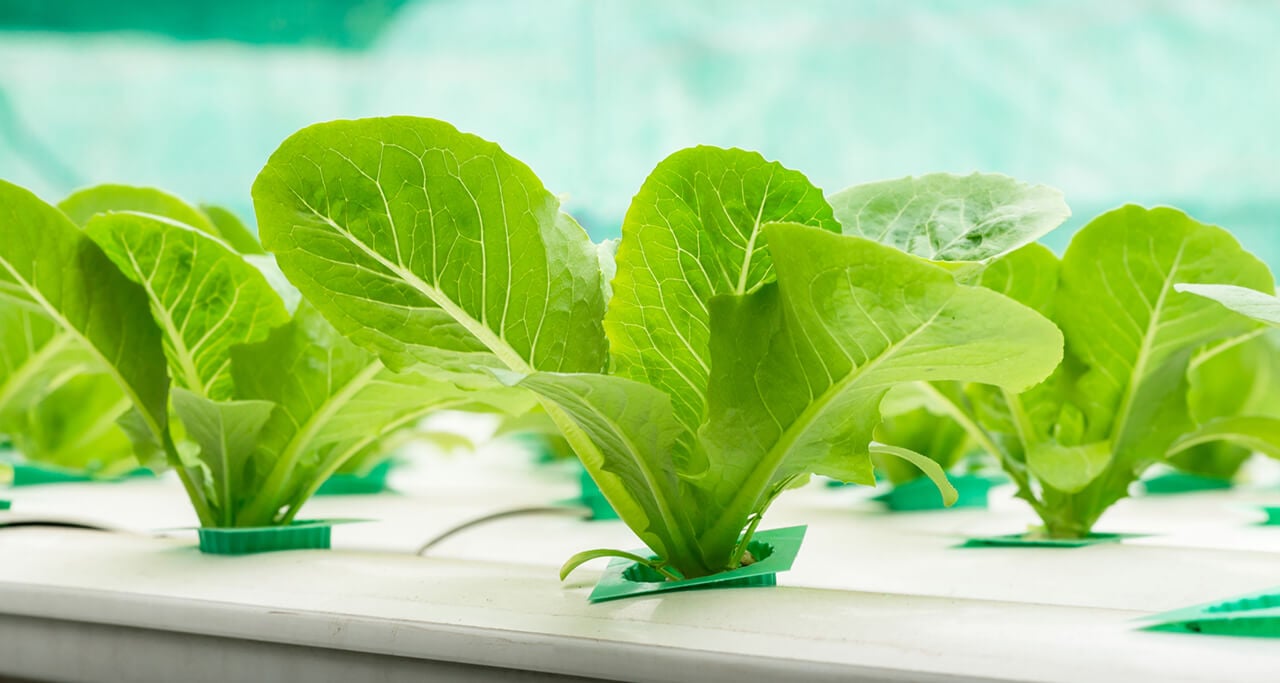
3 440 1280 682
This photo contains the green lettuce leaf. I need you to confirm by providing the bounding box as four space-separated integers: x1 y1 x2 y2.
230 302 479 526
0 181 171 454
59 184 220 238
692 224 1062 563
605 146 840 433
829 172 1070 262
84 212 290 400
200 204 265 254
253 116 609 383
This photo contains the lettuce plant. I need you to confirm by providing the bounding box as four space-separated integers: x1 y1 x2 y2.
254 116 1062 578
0 182 481 527
888 208 1273 538
827 172 1074 484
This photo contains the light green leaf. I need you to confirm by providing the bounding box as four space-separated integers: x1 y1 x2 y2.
0 305 87 421
200 204 265 254
868 443 959 506
171 388 276 528
1176 284 1280 326
59 184 219 237
1026 441 1110 493
0 181 171 445
605 146 840 434
695 223 1063 563
1168 416 1280 462
1056 206 1272 460
253 116 608 382
1171 333 1280 478
978 242 1060 315
231 302 475 526
516 371 706 575
85 212 290 400
4 370 136 475
969 206 1275 537
872 404 972 485
829 172 1070 262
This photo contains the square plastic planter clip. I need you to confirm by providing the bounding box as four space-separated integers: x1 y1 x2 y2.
586 526 807 603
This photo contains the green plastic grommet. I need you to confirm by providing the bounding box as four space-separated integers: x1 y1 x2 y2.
11 463 96 486
875 474 997 511
587 526 806 603
1143 588 1280 637
962 532 1138 548
316 459 393 496
579 467 619 521
197 520 335 555
1256 506 1280 525
1142 472 1233 495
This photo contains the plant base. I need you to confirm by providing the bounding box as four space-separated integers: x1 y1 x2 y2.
1142 472 1233 495
874 474 999 511
316 459 394 496
962 532 1138 548
197 520 337 555
586 526 806 603
1143 587 1280 637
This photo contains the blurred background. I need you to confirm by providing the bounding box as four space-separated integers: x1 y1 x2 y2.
0 0 1275 261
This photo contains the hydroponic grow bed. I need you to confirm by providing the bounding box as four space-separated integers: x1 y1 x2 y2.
2 441 1280 683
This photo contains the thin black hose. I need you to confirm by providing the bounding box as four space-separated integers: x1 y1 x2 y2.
415 505 590 556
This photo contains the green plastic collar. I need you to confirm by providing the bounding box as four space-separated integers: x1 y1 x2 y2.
963 532 1140 548
873 474 1000 511
197 519 352 555
586 526 807 603
316 459 394 496
1143 587 1280 637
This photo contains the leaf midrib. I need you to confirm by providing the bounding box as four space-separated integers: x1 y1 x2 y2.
1106 238 1189 449
298 204 534 375
120 244 207 394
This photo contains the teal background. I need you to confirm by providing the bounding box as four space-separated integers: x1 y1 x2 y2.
0 0 1276 261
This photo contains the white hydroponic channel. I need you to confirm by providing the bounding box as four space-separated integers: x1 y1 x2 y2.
1 415 1279 682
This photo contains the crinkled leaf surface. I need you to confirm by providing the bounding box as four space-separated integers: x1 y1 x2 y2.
253 116 608 382
606 146 839 434
829 173 1069 262
85 212 290 401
